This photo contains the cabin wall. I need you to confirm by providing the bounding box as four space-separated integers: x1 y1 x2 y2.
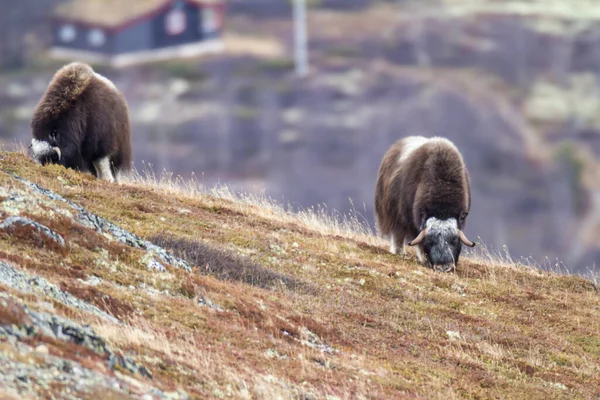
114 20 152 54
52 22 113 53
200 5 222 40
151 2 201 49
51 1 224 56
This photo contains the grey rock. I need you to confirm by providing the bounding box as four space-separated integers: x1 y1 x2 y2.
80 275 102 286
142 253 167 272
0 262 119 325
0 294 152 379
0 216 65 247
13 175 192 272
0 340 179 400
197 296 223 312
300 328 337 355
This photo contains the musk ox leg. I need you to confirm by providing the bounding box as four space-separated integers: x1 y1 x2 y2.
389 231 406 255
92 157 115 182
415 245 427 264
390 234 399 254
114 169 130 184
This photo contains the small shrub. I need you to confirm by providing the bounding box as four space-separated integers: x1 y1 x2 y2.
159 61 208 81
257 58 295 73
149 234 315 293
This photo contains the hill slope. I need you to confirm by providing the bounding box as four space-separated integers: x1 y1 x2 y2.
0 151 599 399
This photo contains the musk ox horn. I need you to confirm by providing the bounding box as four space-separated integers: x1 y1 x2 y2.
408 229 428 246
458 230 475 247
52 147 61 160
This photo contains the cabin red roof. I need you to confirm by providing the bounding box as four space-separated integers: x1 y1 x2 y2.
54 0 224 29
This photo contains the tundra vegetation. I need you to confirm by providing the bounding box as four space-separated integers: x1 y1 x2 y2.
0 151 598 399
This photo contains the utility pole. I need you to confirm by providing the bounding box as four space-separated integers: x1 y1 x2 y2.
293 0 308 77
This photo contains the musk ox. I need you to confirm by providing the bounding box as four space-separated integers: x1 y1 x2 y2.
29 62 132 182
375 136 475 272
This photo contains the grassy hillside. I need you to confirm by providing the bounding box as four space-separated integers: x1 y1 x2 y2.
0 151 599 399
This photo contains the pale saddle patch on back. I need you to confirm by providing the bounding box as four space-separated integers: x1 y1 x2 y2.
398 136 429 164
94 72 117 91
93 157 115 182
398 136 461 165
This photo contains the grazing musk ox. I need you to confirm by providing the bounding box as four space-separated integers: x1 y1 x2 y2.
30 62 132 182
375 136 475 271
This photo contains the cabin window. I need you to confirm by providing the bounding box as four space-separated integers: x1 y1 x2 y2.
202 7 219 34
88 29 106 47
59 24 76 43
165 7 187 36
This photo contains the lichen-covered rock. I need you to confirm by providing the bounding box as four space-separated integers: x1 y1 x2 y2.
0 216 65 247
0 339 184 400
0 262 119 324
12 174 192 272
0 293 153 380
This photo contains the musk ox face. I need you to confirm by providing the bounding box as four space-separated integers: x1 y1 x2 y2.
409 216 475 272
30 125 79 168
30 135 61 166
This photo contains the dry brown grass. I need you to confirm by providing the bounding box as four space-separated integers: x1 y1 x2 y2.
1 152 600 399
122 166 383 247
222 33 286 58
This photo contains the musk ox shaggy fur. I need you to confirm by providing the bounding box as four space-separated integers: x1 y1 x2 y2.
30 62 132 182
375 136 475 272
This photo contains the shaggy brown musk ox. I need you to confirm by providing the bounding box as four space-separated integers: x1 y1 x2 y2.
374 136 476 272
30 62 132 182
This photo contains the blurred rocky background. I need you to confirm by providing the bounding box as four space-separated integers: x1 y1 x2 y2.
2 0 600 274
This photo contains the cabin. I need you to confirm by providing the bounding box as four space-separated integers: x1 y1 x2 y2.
50 0 225 67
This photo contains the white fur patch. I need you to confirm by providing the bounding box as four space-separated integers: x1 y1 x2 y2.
398 136 461 164
30 139 52 156
428 136 459 152
31 139 51 153
390 233 398 255
93 157 115 182
425 217 458 237
398 136 429 163
94 72 117 91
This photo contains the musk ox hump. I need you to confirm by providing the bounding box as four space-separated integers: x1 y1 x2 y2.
398 136 429 163
36 62 94 120
398 136 460 164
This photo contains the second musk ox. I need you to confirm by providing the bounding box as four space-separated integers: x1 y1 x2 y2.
375 136 476 272
30 62 132 182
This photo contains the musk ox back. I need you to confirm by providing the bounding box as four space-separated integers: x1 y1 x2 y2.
30 62 132 182
375 136 475 272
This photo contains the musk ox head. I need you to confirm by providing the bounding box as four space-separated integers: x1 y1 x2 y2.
408 215 475 272
30 134 62 166
30 122 79 168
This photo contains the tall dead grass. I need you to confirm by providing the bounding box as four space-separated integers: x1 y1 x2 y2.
121 163 580 278
123 164 383 247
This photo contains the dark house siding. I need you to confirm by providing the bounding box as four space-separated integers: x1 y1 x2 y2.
53 22 114 54
51 1 223 56
114 20 152 54
151 2 201 49
200 7 220 40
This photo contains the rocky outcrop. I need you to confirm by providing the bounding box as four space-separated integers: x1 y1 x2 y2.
0 172 197 398
13 174 191 273
0 261 119 325
0 293 188 399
